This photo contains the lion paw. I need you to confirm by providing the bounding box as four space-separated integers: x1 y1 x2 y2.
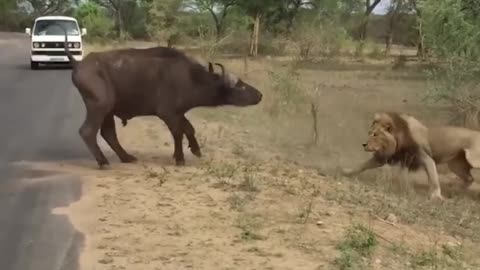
429 191 445 201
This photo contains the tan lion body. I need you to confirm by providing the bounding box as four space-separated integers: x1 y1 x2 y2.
343 112 480 200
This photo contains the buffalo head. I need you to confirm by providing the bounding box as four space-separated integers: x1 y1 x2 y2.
208 62 262 106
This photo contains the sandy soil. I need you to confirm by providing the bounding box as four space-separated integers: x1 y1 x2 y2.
22 50 480 269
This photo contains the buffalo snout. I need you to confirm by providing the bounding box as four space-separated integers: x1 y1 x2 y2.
226 81 262 106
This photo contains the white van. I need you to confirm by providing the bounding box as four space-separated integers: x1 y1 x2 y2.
25 16 87 70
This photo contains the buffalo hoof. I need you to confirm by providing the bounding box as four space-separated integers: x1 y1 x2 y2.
191 148 202 158
98 160 110 170
120 154 138 163
175 159 186 166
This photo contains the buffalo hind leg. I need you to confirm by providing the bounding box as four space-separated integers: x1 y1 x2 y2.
79 108 110 168
182 116 201 157
447 153 474 189
163 116 185 166
100 114 137 163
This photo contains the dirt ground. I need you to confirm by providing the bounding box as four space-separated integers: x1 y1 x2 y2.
25 44 480 269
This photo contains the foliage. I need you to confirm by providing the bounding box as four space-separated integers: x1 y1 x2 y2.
186 0 237 39
146 0 185 46
75 2 114 41
420 0 480 126
0 0 17 30
18 0 79 16
421 0 480 60
290 6 349 59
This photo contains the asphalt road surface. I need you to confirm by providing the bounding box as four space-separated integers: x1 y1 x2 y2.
0 32 89 270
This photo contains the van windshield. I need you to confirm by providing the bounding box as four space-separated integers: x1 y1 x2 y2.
33 20 79 36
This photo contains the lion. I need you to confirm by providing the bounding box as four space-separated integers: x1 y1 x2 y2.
342 112 480 200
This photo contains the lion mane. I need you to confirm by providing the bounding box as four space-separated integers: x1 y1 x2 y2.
343 111 480 200
368 112 423 171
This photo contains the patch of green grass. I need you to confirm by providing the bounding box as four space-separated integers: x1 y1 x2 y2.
227 192 256 211
334 223 378 270
324 170 480 242
411 250 438 269
232 143 246 157
235 213 266 241
409 243 473 270
237 163 260 192
143 165 169 187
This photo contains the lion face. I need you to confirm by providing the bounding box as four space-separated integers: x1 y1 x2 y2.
363 127 397 157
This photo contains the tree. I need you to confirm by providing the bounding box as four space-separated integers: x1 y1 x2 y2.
19 0 79 16
75 1 114 40
92 0 138 38
0 0 17 29
264 0 315 35
146 0 185 47
421 0 480 127
359 0 383 40
186 0 237 40
384 0 408 55
236 0 279 57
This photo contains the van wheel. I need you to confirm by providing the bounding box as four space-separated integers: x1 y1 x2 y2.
30 61 39 70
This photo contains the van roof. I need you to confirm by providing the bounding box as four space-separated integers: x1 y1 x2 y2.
34 16 78 22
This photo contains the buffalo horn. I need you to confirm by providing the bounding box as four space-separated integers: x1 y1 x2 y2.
214 63 225 77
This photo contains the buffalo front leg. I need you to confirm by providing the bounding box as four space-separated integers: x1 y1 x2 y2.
79 109 110 169
100 114 137 163
182 116 201 157
164 116 186 166
342 157 385 177
420 151 444 200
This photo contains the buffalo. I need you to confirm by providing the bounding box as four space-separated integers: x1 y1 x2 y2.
63 32 262 168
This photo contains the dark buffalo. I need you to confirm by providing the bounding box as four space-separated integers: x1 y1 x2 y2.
63 32 262 168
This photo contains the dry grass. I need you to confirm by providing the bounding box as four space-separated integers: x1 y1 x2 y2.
41 42 480 269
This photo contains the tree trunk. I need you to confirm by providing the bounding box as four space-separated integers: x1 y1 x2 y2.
115 9 123 38
385 3 399 56
207 8 222 41
416 20 425 59
359 0 382 40
249 12 261 57
410 0 425 59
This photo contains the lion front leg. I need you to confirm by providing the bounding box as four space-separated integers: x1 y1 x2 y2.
342 157 385 177
419 150 444 201
447 154 474 189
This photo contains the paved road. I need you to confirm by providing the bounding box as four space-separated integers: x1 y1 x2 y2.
0 32 89 270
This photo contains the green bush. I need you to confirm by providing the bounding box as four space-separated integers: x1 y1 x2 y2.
420 0 480 125
75 2 114 41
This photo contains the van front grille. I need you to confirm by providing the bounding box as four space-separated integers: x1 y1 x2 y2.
32 50 82 56
36 42 79 49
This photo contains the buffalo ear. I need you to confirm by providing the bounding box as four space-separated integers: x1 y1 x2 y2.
208 62 214 73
